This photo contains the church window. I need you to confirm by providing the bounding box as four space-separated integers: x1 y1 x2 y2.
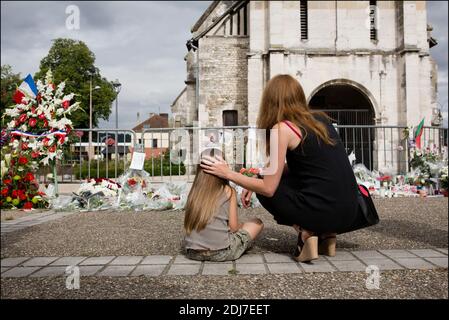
300 1 308 40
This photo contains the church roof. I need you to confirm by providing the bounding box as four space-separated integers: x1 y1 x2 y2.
191 1 220 33
187 1 247 50
171 87 187 107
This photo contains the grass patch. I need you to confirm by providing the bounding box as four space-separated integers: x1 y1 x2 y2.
228 268 240 275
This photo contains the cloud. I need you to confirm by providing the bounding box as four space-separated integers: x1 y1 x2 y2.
1 1 212 129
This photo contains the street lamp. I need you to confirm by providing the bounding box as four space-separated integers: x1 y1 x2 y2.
89 82 100 159
112 79 122 129
111 79 122 178
88 68 101 178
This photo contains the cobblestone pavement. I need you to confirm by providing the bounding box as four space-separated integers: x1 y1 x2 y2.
1 198 447 299
1 210 76 234
1 249 447 278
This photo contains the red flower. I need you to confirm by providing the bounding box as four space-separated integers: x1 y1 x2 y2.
31 107 36 114
43 119 48 127
62 100 70 109
23 202 33 210
239 168 246 174
66 125 72 134
18 113 27 123
31 151 40 158
48 145 56 153
19 193 27 201
38 114 46 120
128 179 137 187
24 172 35 182
18 157 28 165
13 90 25 104
36 94 42 102
58 135 65 144
249 168 259 175
1 188 8 196
3 179 12 185
29 118 37 127
21 142 29 150
11 190 18 198
50 83 55 90
42 138 50 146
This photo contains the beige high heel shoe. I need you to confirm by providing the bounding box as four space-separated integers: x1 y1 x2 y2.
293 232 319 263
318 236 337 257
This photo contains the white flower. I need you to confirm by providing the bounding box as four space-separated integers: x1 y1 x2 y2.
7 120 16 129
12 139 20 149
49 117 72 130
1 160 7 177
4 108 21 118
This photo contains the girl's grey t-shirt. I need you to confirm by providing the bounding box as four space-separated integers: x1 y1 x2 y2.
184 192 230 251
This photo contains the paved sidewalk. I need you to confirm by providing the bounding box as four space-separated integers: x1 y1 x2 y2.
1 248 447 278
1 210 75 234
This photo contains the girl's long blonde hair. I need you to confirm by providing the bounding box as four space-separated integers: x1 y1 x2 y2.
184 153 229 235
257 74 334 152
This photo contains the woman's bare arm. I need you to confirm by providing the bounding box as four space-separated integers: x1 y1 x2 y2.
201 123 295 197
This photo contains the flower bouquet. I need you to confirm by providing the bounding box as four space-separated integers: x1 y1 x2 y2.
3 70 80 198
230 167 262 208
145 182 187 211
116 168 154 210
239 167 260 177
1 148 49 210
70 178 121 211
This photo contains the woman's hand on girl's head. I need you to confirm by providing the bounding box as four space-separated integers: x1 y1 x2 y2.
200 155 231 179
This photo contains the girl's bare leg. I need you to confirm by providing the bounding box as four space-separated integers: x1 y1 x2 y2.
241 218 264 240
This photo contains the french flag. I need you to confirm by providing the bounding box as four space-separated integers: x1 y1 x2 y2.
19 74 38 97
14 74 38 104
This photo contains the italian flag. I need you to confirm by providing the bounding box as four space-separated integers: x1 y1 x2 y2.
414 118 425 149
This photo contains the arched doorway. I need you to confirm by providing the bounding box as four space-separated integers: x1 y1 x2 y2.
308 80 376 169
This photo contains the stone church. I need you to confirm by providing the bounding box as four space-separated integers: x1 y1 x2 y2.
172 0 438 128
170 0 441 172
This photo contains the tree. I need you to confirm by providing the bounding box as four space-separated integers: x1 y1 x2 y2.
34 38 117 129
1 65 21 116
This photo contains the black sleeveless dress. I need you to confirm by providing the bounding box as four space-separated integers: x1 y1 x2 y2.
256 116 364 234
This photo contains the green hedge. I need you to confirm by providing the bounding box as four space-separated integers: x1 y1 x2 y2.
74 160 186 180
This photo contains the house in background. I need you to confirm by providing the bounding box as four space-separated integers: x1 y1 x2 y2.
132 113 170 159
71 133 132 161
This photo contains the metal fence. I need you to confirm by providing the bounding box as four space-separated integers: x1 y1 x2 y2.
336 125 448 173
26 125 448 183
35 129 136 184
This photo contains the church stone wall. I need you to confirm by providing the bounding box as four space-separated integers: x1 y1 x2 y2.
198 36 249 126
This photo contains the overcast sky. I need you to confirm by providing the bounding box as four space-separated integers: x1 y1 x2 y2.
1 1 447 129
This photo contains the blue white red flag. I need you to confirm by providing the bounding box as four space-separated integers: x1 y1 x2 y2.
18 74 38 98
